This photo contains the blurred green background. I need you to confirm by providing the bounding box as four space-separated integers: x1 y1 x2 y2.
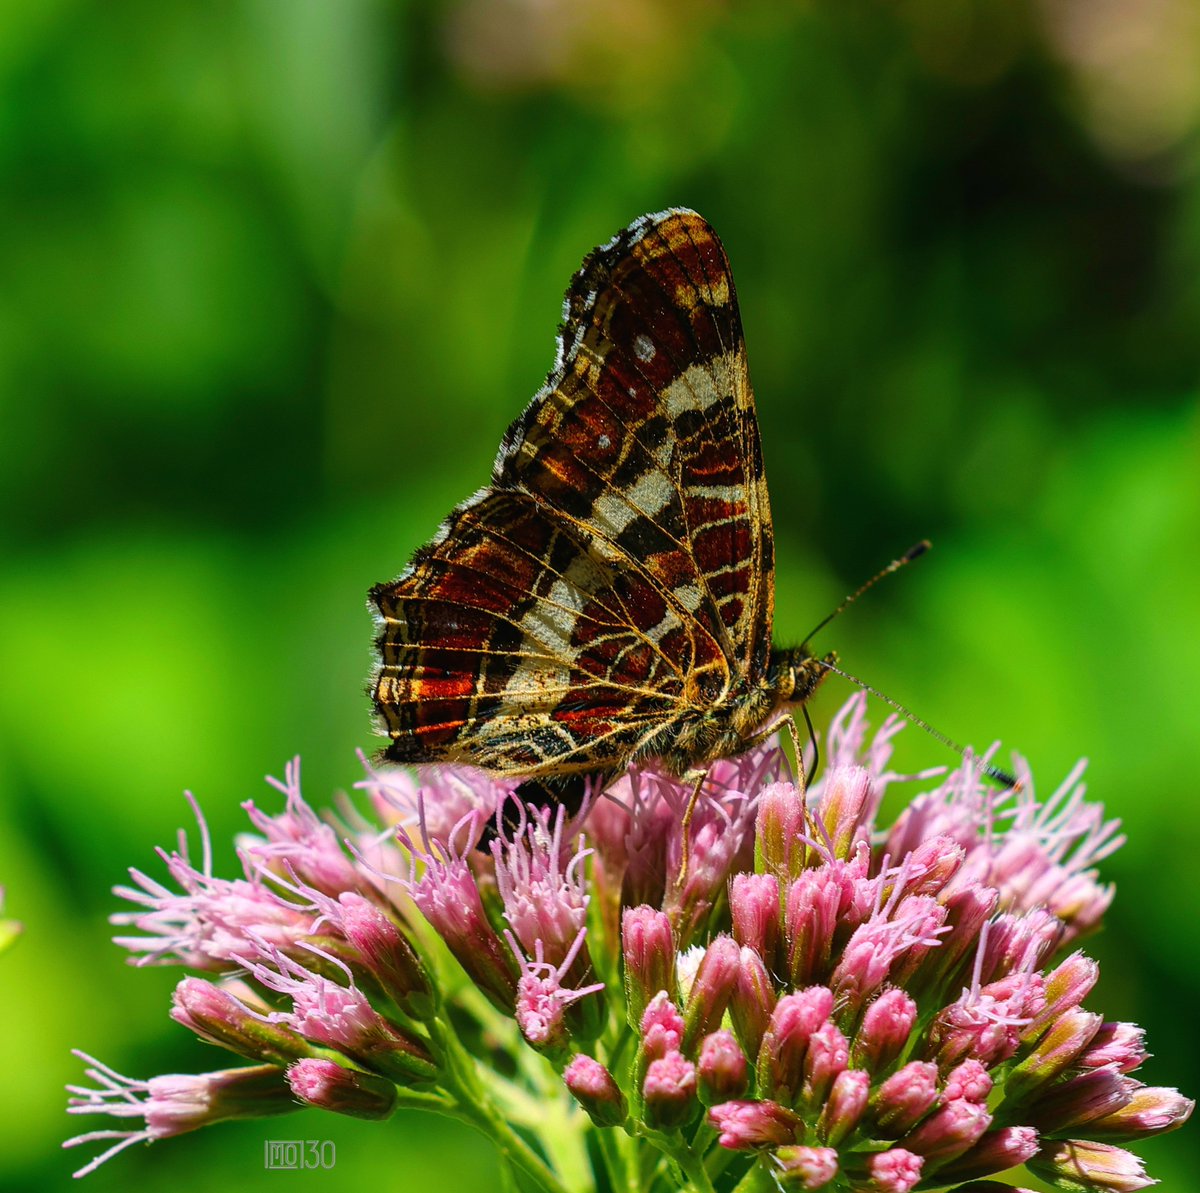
1 1 1197 1190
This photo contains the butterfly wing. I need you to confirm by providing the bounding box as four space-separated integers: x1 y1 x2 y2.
495 208 776 677
371 209 776 777
373 488 714 775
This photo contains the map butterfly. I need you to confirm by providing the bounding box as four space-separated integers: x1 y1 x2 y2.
370 209 836 818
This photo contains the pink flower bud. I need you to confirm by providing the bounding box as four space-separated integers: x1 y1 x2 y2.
643 1051 697 1131
730 945 776 1061
640 992 685 1061
914 884 998 996
1022 951 1099 1041
622 905 676 1026
976 908 1062 986
683 934 741 1052
819 1068 869 1146
697 1030 748 1105
730 872 781 964
855 988 917 1072
757 987 834 1104
1086 1084 1194 1139
1006 1008 1103 1103
708 1098 801 1150
803 1021 848 1105
931 973 1046 1069
406 850 517 1012
171 978 311 1066
900 1097 991 1163
756 781 808 877
287 1058 397 1119
816 766 874 861
1029 1064 1135 1134
942 1059 992 1104
513 969 569 1051
835 894 947 1007
935 1125 1040 1183
863 1147 923 1192
1078 1022 1148 1073
891 835 964 899
785 868 847 987
1028 1139 1154 1191
564 1055 627 1127
336 892 431 1016
774 1144 839 1189
873 1061 939 1135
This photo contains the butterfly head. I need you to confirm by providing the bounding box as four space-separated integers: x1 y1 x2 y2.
768 646 837 709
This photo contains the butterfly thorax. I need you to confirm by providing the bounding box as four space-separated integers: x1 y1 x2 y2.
641 646 836 776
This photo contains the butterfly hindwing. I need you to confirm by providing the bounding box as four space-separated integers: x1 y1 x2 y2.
372 487 713 775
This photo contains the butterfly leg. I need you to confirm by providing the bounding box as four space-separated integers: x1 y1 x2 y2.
675 768 710 891
782 714 806 788
742 708 819 792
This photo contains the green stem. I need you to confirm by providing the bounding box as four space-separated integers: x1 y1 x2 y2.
392 1089 455 1113
596 1126 634 1193
426 1017 571 1193
729 1157 773 1193
651 1134 716 1193
451 1100 570 1193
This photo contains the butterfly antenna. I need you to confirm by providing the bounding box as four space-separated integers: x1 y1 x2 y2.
813 657 1017 788
803 541 931 643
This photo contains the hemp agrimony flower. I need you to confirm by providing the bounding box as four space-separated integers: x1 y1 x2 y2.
65 697 1191 1190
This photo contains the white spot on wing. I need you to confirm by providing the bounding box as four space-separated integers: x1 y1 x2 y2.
517 554 604 656
498 550 613 714
661 351 737 419
591 470 674 539
634 334 656 362
697 276 731 306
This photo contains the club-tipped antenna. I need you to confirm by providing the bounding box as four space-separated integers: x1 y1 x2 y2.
813 656 1017 788
803 541 931 644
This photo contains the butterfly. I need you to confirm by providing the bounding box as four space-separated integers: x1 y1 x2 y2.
370 209 836 819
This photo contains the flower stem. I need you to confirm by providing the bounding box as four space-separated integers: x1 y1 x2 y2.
449 1100 570 1193
729 1157 773 1193
425 1016 571 1193
652 1133 717 1193
597 1125 638 1193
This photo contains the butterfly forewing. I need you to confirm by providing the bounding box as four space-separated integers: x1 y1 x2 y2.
494 210 775 675
371 209 778 779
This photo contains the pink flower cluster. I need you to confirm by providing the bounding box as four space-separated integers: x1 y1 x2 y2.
64 698 1190 1191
